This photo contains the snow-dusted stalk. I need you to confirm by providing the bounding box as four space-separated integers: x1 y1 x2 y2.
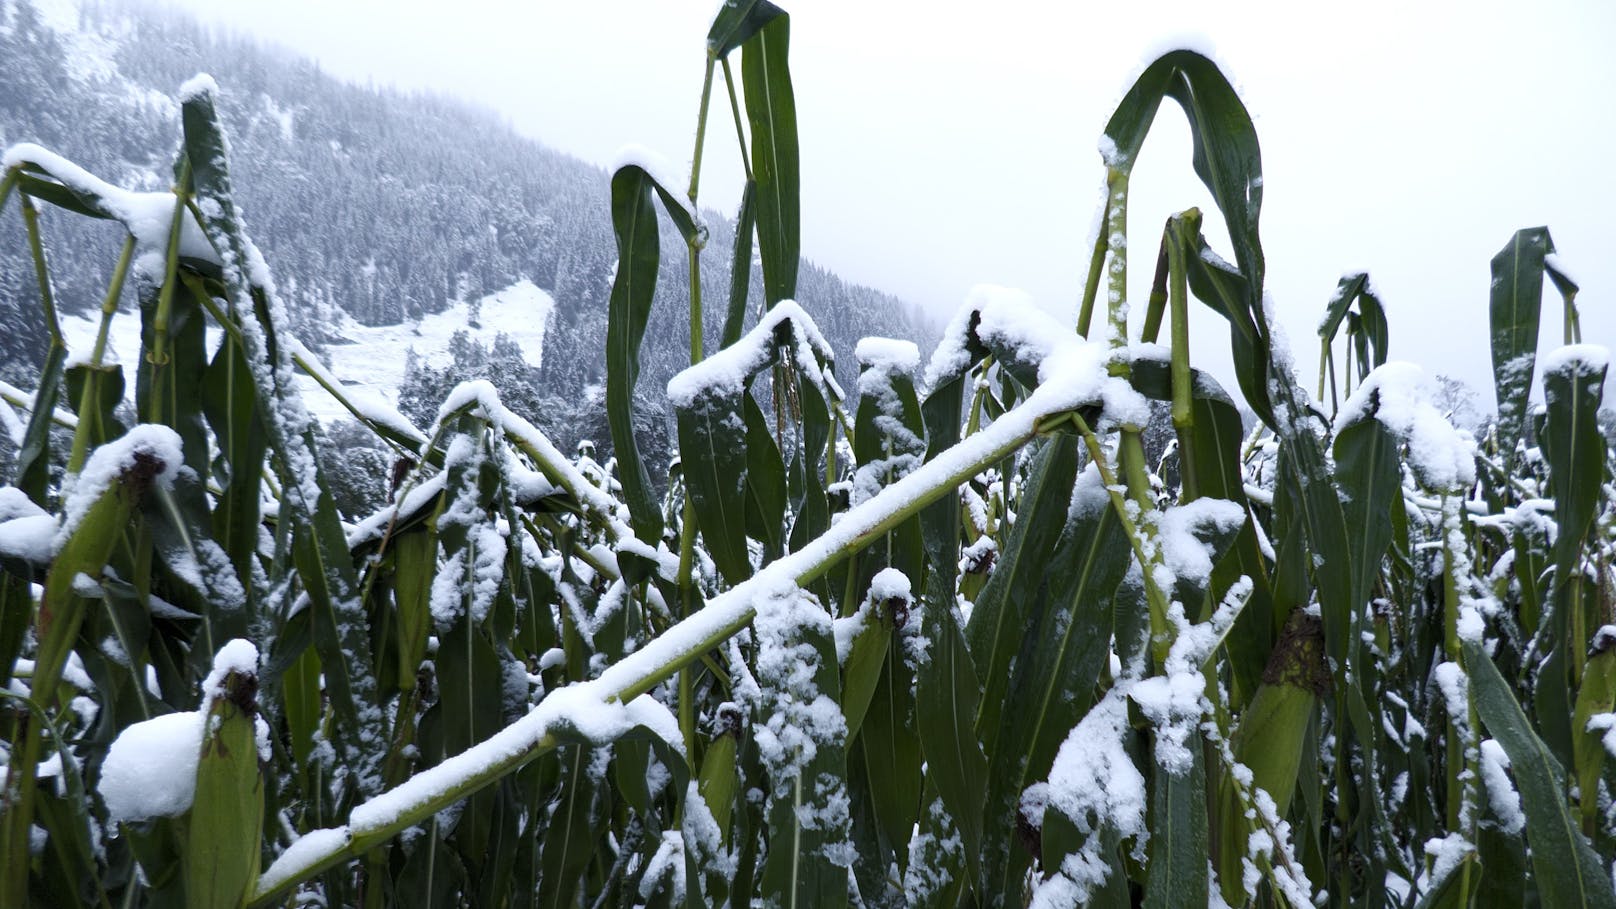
1103 167 1130 354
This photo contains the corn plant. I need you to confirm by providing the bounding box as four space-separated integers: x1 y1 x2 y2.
1 2 1614 907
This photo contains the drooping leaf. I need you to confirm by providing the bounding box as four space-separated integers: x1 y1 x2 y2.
741 15 798 307
604 165 669 544
707 0 786 57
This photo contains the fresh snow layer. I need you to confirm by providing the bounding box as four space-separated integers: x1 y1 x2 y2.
98 638 267 823
56 424 183 551
1540 343 1609 377
98 710 206 823
1334 361 1476 492
55 279 553 428
667 299 836 408
609 143 702 231
2 143 220 273
0 496 58 563
855 337 920 378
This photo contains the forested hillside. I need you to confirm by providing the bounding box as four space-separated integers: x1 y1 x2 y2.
0 0 930 456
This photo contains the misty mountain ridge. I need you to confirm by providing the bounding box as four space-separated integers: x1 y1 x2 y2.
0 0 933 461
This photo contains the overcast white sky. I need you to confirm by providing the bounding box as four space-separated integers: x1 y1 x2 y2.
154 0 1614 406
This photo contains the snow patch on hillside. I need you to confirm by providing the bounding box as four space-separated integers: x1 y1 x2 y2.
56 280 554 426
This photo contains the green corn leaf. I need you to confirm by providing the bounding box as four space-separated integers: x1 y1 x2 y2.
1574 643 1616 833
64 362 126 459
281 642 321 770
1540 349 1607 599
1129 353 1272 699
840 599 893 738
855 628 922 880
741 15 798 306
1466 638 1616 909
696 725 739 843
675 381 751 585
1475 819 1530 908
391 528 436 694
182 82 382 790
0 688 106 908
1413 847 1476 909
0 574 31 690
708 0 786 57
1333 415 1400 649
605 164 668 544
1143 742 1209 909
136 268 210 477
15 342 66 506
1103 51 1264 322
1318 272 1366 347
722 180 758 349
914 570 988 889
966 436 1079 751
202 331 266 599
844 746 896 904
757 587 849 909
742 394 786 561
538 744 606 909
980 478 1130 906
1183 236 1275 428
1 431 174 906
6 155 120 219
918 371 967 578
1488 227 1553 462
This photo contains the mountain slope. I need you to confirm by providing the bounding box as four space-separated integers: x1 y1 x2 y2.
0 0 932 458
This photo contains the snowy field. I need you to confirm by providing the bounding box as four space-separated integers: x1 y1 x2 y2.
56 279 554 428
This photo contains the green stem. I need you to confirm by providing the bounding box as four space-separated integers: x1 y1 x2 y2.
678 55 719 770
67 233 137 475
1076 187 1112 339
1167 210 1200 501
721 58 753 182
1073 416 1174 666
21 195 63 348
689 57 716 204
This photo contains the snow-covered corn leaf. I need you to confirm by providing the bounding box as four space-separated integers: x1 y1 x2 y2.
676 380 751 585
201 331 267 594
1488 227 1553 461
979 469 1130 905
1466 638 1616 909
1540 347 1607 593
